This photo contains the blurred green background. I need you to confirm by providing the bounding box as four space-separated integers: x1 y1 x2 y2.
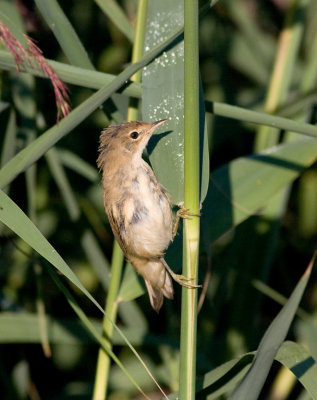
1 0 317 399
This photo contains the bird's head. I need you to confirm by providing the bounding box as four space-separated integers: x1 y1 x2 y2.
97 119 167 169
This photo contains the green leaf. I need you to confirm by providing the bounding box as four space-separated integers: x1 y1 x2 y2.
206 101 317 139
0 108 16 169
0 4 27 46
141 0 210 203
57 148 99 182
81 229 111 292
204 137 317 242
230 256 314 400
0 189 167 398
168 352 254 400
46 265 154 399
0 312 102 344
0 50 142 97
168 341 317 399
0 310 149 347
45 148 80 220
227 0 275 81
0 188 105 314
94 0 134 42
229 33 270 86
296 317 317 361
117 263 145 302
199 78 210 202
45 148 111 291
34 0 94 69
196 355 253 400
275 341 317 399
142 0 185 204
0 25 184 189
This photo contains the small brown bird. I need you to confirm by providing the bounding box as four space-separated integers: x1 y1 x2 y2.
97 120 199 312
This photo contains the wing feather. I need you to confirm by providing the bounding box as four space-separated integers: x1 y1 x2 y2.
106 205 128 255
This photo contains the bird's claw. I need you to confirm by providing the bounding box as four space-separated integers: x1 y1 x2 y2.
172 273 202 289
177 202 201 220
172 203 201 238
161 258 201 289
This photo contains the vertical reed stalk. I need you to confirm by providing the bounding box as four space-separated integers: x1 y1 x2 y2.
92 2 148 399
179 0 200 398
93 241 124 400
128 0 148 120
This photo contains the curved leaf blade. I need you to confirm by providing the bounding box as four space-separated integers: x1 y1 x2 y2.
230 255 315 400
276 341 317 399
94 0 134 42
34 0 93 69
0 188 104 313
0 26 184 189
204 137 317 242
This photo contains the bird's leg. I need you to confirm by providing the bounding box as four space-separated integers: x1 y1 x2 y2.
172 202 201 238
167 203 202 289
161 258 201 289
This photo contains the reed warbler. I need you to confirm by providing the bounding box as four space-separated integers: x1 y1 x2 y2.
97 120 199 312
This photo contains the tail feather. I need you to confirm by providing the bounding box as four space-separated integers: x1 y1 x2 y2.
144 271 173 313
161 272 174 300
130 256 174 312
144 280 164 313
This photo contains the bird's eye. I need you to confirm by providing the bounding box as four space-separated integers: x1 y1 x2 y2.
130 131 139 139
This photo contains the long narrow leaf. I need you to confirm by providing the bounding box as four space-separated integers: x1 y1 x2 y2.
0 108 16 168
230 255 315 400
0 49 142 96
0 188 168 397
142 0 185 203
45 148 80 220
1 50 316 140
46 264 153 400
105 136 317 304
94 0 134 42
204 137 317 242
0 24 184 189
276 341 317 399
0 312 161 347
168 340 317 399
0 188 103 313
34 0 94 69
0 312 101 344
57 148 99 182
206 101 317 139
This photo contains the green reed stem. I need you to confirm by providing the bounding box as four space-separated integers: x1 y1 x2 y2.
47 263 151 400
128 0 148 120
92 2 148 399
179 0 200 398
92 241 124 400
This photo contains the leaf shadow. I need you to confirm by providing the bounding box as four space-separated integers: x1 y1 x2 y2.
147 130 173 156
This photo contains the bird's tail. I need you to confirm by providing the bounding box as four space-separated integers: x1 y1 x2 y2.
130 256 174 312
144 274 173 312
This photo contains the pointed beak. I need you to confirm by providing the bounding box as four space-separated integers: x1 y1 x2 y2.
149 119 168 135
152 119 168 127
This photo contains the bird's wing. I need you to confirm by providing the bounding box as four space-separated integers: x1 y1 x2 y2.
107 205 128 255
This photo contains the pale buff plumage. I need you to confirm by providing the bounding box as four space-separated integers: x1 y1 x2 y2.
97 120 197 312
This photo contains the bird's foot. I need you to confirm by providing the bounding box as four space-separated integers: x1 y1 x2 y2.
162 258 201 289
173 202 201 238
176 203 201 219
170 272 202 289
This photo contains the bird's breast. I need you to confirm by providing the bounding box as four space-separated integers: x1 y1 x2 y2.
123 164 173 257
103 161 173 258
